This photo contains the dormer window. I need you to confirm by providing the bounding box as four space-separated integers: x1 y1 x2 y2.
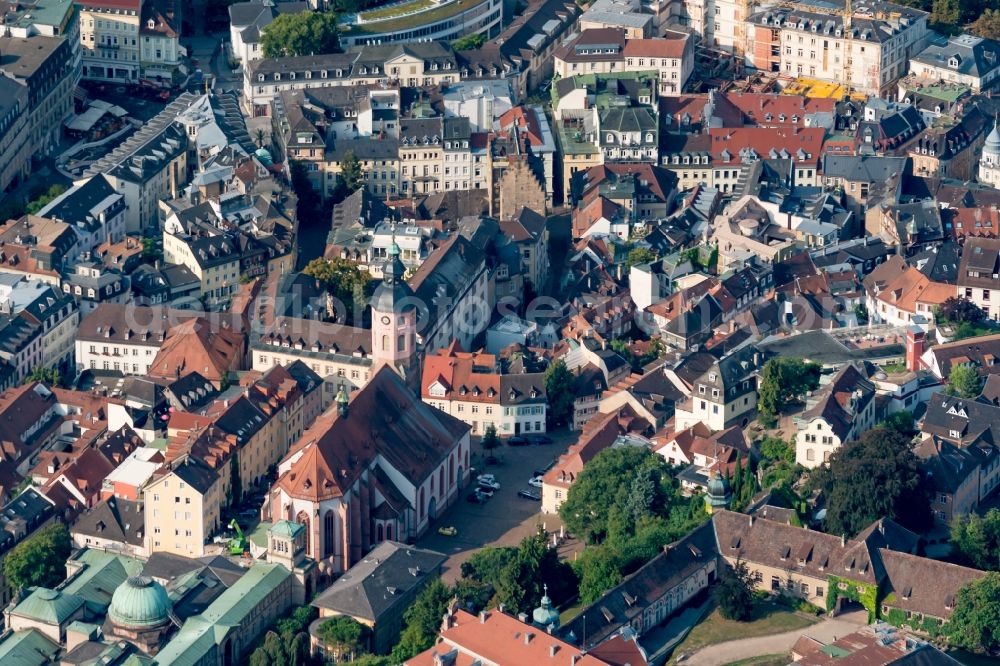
147 19 155 29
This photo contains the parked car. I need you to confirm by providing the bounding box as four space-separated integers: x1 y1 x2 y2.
518 488 542 501
478 477 501 491
528 475 544 488
534 461 557 478
477 474 498 486
467 491 488 504
528 435 553 445
507 436 530 446
438 526 457 536
476 486 495 498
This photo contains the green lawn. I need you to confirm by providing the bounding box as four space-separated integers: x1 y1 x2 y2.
559 600 585 625
359 0 435 21
723 655 791 666
668 603 818 664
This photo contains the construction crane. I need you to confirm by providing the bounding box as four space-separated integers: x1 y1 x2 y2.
228 518 249 556
842 0 854 95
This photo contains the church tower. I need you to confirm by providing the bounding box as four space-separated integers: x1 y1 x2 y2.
370 228 417 376
979 116 1000 188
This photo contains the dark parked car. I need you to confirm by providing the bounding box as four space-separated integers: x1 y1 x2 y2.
507 436 530 446
534 461 557 478
466 491 488 504
518 488 542 501
528 435 553 445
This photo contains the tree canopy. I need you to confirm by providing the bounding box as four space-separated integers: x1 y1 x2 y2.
559 446 708 602
970 8 1000 40
715 560 760 621
339 150 363 193
947 573 1000 655
951 509 1000 570
544 360 575 426
757 358 821 420
302 257 375 324
938 296 987 325
811 427 930 536
625 246 657 270
391 578 452 662
459 528 577 613
261 11 340 58
949 365 983 399
3 522 72 590
317 615 369 660
24 366 60 387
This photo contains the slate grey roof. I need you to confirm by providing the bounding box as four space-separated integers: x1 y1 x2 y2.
822 155 907 183
311 541 445 621
912 33 1000 78
71 497 144 547
600 107 657 135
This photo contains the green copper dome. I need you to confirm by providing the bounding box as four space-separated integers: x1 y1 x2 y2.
705 470 732 511
108 576 172 629
532 585 560 629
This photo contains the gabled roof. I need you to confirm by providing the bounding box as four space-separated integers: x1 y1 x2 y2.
147 318 242 384
278 366 469 501
311 541 446 621
800 364 876 440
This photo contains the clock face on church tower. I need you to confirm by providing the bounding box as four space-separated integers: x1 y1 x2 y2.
381 316 391 325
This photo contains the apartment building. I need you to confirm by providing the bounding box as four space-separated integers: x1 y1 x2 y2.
78 0 142 82
139 0 183 84
0 78 30 195
163 230 241 308
745 1 930 96
553 28 694 95
143 457 221 557
74 303 198 375
957 237 1000 322
422 345 548 436
0 35 75 158
795 364 879 468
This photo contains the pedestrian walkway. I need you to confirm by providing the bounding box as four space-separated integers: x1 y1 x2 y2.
682 612 867 666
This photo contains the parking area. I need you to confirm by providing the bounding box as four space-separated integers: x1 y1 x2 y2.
418 429 581 583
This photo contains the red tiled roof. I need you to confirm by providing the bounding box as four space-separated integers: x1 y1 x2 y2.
622 35 687 59
147 318 243 385
706 127 825 166
406 609 610 666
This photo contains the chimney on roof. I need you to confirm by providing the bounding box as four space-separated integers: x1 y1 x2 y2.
479 611 487 624
842 533 847 547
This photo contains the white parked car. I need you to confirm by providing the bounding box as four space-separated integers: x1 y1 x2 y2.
478 478 501 491
477 473 498 485
528 476 544 488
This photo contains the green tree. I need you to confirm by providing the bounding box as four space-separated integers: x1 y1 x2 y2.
949 365 983 398
452 33 485 50
970 8 1000 40
558 447 666 543
938 296 987 325
24 366 60 386
930 0 962 32
625 246 657 270
481 424 500 454
880 410 915 435
544 359 575 426
391 578 452 662
951 509 1000 570
715 560 760 621
758 436 795 464
317 615 369 660
574 545 623 604
141 235 162 262
24 184 67 215
302 257 374 323
947 573 1000 655
261 11 340 58
3 522 72 590
811 427 930 536
757 358 822 419
339 150 364 192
